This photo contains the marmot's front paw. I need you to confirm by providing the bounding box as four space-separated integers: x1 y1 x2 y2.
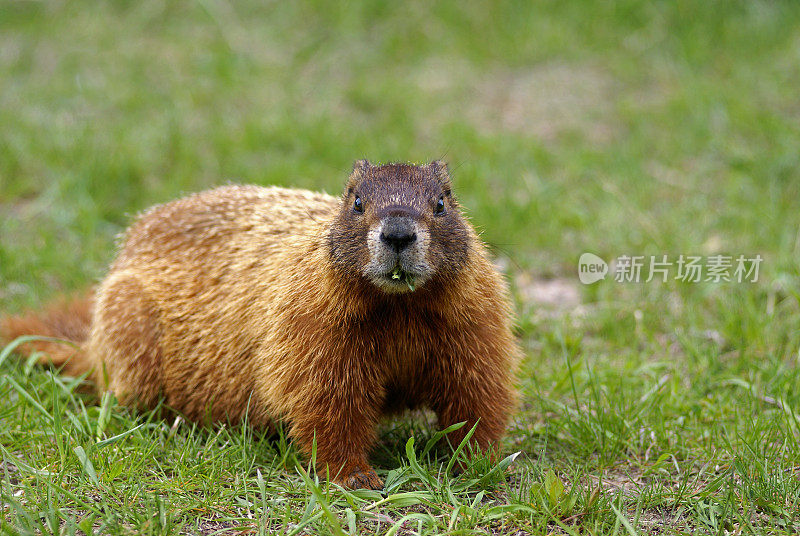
340 468 384 490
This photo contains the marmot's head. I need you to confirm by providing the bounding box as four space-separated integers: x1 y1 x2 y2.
328 161 471 293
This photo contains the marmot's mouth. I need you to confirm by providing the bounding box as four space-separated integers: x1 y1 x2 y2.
389 266 416 291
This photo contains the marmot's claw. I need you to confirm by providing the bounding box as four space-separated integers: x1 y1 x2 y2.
341 468 384 490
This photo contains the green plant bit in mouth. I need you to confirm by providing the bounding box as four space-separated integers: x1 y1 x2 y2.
390 267 416 291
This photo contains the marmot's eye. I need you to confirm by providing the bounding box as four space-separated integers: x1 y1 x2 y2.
434 195 446 215
353 195 364 213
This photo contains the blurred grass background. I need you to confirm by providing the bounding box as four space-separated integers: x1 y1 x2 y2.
2 0 798 305
2 0 800 533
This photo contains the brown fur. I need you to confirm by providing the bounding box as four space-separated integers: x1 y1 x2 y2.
1 161 520 489
0 293 93 377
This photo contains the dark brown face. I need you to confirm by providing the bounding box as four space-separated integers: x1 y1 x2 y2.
328 160 471 293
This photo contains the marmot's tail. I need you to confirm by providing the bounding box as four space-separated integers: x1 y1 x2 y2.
0 291 93 377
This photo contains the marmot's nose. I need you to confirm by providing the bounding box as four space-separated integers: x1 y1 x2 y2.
380 226 417 253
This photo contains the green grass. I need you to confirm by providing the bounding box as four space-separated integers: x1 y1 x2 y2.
2 0 800 534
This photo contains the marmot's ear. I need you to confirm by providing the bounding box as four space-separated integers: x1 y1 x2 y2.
352 159 371 176
428 160 448 175
345 159 371 193
427 160 452 192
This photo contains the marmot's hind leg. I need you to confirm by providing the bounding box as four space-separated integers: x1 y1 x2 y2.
86 271 163 408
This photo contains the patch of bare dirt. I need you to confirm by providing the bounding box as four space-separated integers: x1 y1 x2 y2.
516 275 581 310
468 63 618 143
412 59 619 143
514 273 582 316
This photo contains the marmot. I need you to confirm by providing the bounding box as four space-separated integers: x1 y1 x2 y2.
1 161 520 489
